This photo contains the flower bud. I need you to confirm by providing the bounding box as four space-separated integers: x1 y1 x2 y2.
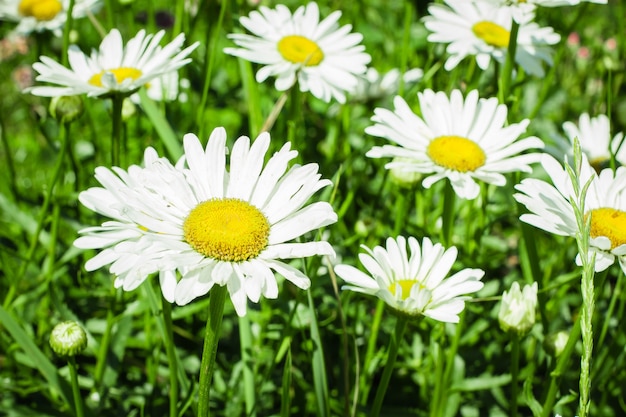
49 95 84 124
498 281 538 336
49 321 87 357
389 157 422 188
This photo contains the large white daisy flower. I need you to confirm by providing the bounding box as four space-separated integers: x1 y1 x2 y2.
26 28 199 97
558 113 626 168
514 153 626 274
0 0 101 36
223 2 371 103
335 236 485 323
74 127 338 316
365 89 544 200
423 0 561 76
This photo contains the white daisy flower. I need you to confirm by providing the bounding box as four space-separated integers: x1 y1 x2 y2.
74 127 338 316
423 0 561 76
498 281 538 335
514 153 626 274
0 0 101 36
223 2 371 103
559 113 626 169
479 0 606 23
365 89 544 200
335 236 485 323
350 67 423 102
26 28 199 97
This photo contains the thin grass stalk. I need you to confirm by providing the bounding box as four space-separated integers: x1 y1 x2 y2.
110 94 124 167
498 19 519 105
358 299 385 406
162 297 179 417
67 356 85 417
510 332 520 417
198 285 228 417
433 312 465 417
369 315 408 417
306 289 330 417
61 0 76 66
441 180 456 248
397 1 413 97
238 315 257 417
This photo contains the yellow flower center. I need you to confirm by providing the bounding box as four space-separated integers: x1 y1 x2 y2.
389 280 419 301
18 0 62 21
588 207 626 249
88 68 143 88
427 135 486 172
472 21 511 48
183 198 270 262
277 35 324 66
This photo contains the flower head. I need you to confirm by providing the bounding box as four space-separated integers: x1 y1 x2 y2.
365 89 544 200
514 153 626 274
423 0 560 76
223 2 371 103
50 321 88 357
498 281 538 335
74 128 337 316
27 28 199 97
0 0 101 36
335 236 484 323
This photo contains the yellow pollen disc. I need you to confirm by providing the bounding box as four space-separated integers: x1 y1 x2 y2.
389 280 419 301
183 198 270 262
18 0 62 21
472 21 511 48
88 67 143 88
588 207 626 249
427 135 486 172
278 35 324 66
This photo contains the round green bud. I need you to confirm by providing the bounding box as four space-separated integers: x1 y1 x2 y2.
49 321 87 357
49 96 84 124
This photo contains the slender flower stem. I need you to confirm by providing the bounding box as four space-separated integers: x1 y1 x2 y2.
110 94 124 166
510 332 520 417
498 19 520 105
61 0 76 66
239 315 257 417
370 315 408 417
198 285 228 417
441 180 456 248
433 312 465 416
359 299 385 406
162 298 179 417
68 356 85 417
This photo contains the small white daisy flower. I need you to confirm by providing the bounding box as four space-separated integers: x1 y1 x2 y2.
74 127 337 316
365 89 544 200
498 281 538 335
223 2 371 103
514 153 626 274
423 0 561 76
335 236 485 323
559 113 626 169
0 0 101 36
26 28 199 97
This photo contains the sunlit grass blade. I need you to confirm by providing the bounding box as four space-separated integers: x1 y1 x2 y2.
307 289 330 417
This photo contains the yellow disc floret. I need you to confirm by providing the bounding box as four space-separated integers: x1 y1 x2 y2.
389 279 420 301
88 68 143 88
278 35 324 66
183 198 270 262
18 0 62 21
427 135 486 172
588 207 626 249
472 21 511 48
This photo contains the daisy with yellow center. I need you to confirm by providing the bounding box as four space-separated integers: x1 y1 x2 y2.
514 153 626 273
74 127 337 316
365 89 544 200
223 2 371 103
27 28 199 97
423 0 560 76
334 236 485 323
0 0 101 36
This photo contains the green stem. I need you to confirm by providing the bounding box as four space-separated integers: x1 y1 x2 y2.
198 285 228 417
498 19 520 105
238 315 257 417
93 288 118 388
579 261 595 417
510 332 520 417
162 298 179 417
369 315 408 417
397 1 412 97
61 0 76 66
68 356 85 417
358 299 385 406
434 312 464 416
110 94 124 166
441 180 456 247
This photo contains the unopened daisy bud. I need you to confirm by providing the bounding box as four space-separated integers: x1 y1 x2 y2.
546 330 570 357
49 321 87 357
389 157 422 188
49 95 83 124
498 282 538 336
121 98 136 121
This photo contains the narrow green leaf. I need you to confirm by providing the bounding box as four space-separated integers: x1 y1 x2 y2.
139 88 183 160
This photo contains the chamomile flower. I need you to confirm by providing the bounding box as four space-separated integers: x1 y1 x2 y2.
74 127 337 317
223 2 371 103
559 113 626 169
365 89 544 200
514 153 626 274
423 0 560 76
27 28 199 97
335 236 485 323
0 0 101 36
